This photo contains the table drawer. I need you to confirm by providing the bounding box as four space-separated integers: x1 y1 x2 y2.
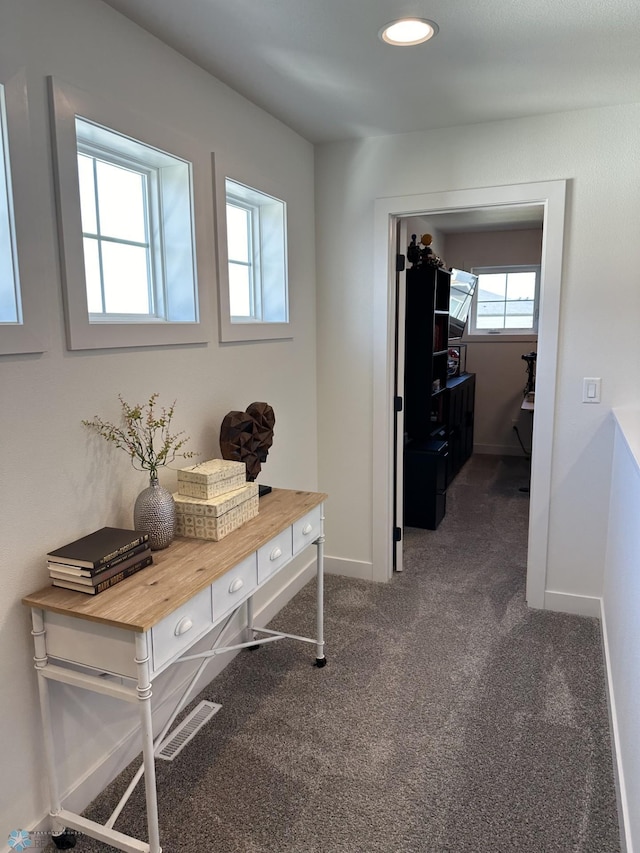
292 505 322 555
212 554 257 621
151 587 213 672
257 529 293 583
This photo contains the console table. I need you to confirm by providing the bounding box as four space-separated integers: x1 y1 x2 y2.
23 488 327 853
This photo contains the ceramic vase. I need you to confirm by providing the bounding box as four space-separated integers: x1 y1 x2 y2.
134 476 176 550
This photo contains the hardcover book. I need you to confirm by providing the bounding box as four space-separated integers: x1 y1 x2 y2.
48 546 152 585
46 527 149 570
47 541 150 576
51 554 153 594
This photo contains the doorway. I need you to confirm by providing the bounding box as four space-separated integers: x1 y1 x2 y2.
372 181 567 609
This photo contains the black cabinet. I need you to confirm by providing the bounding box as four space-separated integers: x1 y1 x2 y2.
445 373 476 487
404 439 448 530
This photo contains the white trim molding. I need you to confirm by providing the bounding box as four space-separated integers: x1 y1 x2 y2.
543 590 601 618
48 76 215 351
600 600 633 853
324 556 375 581
373 180 567 604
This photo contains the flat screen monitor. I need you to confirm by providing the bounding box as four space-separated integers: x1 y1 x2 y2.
449 268 478 340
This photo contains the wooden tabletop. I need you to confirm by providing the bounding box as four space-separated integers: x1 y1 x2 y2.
22 489 327 633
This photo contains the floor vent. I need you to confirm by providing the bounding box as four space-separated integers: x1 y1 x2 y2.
156 700 222 761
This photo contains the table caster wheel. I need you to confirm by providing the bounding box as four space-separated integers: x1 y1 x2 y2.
52 830 77 849
315 657 327 668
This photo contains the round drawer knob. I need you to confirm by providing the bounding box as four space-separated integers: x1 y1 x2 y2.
270 546 282 561
229 577 244 594
302 523 313 535
174 617 193 636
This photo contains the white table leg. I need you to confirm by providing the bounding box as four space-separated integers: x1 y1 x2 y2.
315 528 326 667
245 595 255 644
134 634 162 853
31 609 69 841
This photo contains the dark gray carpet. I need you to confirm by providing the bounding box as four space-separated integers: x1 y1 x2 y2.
77 455 620 852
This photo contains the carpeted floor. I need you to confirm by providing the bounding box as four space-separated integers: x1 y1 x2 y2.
77 454 621 852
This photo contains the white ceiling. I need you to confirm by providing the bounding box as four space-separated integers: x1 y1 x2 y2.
412 204 544 234
101 0 640 145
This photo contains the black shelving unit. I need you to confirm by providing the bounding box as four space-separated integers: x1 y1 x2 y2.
403 265 451 440
403 264 475 529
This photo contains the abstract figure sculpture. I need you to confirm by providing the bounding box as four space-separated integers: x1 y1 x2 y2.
219 402 276 488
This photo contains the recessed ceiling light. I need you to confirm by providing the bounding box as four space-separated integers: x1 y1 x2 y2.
379 18 439 46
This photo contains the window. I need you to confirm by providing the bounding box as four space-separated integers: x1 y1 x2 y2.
50 78 213 350
218 177 289 342
0 83 20 326
226 197 257 319
78 148 153 319
469 265 540 335
75 118 197 326
0 73 48 355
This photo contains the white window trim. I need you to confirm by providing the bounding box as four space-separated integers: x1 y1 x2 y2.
49 77 214 351
215 164 292 343
466 264 540 341
0 69 48 355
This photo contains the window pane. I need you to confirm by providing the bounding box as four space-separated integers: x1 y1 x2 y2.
506 272 536 300
101 242 150 314
505 299 534 329
476 314 505 329
0 209 18 323
229 262 251 317
477 299 505 319
83 237 103 313
96 160 147 243
505 314 534 329
0 85 20 324
77 154 97 234
506 299 534 317
226 204 250 263
478 273 506 301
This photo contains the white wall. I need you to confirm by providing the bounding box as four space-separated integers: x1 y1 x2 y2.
404 217 448 263
449 228 543 455
1 0 317 834
603 410 640 852
315 106 640 598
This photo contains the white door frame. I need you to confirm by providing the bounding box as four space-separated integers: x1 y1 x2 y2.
373 181 567 608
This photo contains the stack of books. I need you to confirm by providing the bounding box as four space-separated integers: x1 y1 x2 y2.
47 527 153 595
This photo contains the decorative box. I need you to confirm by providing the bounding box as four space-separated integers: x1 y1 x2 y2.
174 483 259 541
177 458 247 500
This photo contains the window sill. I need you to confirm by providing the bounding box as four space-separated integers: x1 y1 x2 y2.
464 333 538 344
220 320 293 343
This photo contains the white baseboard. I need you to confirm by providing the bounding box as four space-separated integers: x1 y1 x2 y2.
600 601 632 853
21 554 317 842
324 555 375 581
543 590 601 617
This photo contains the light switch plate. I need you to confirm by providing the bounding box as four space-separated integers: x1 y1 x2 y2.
582 377 601 403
